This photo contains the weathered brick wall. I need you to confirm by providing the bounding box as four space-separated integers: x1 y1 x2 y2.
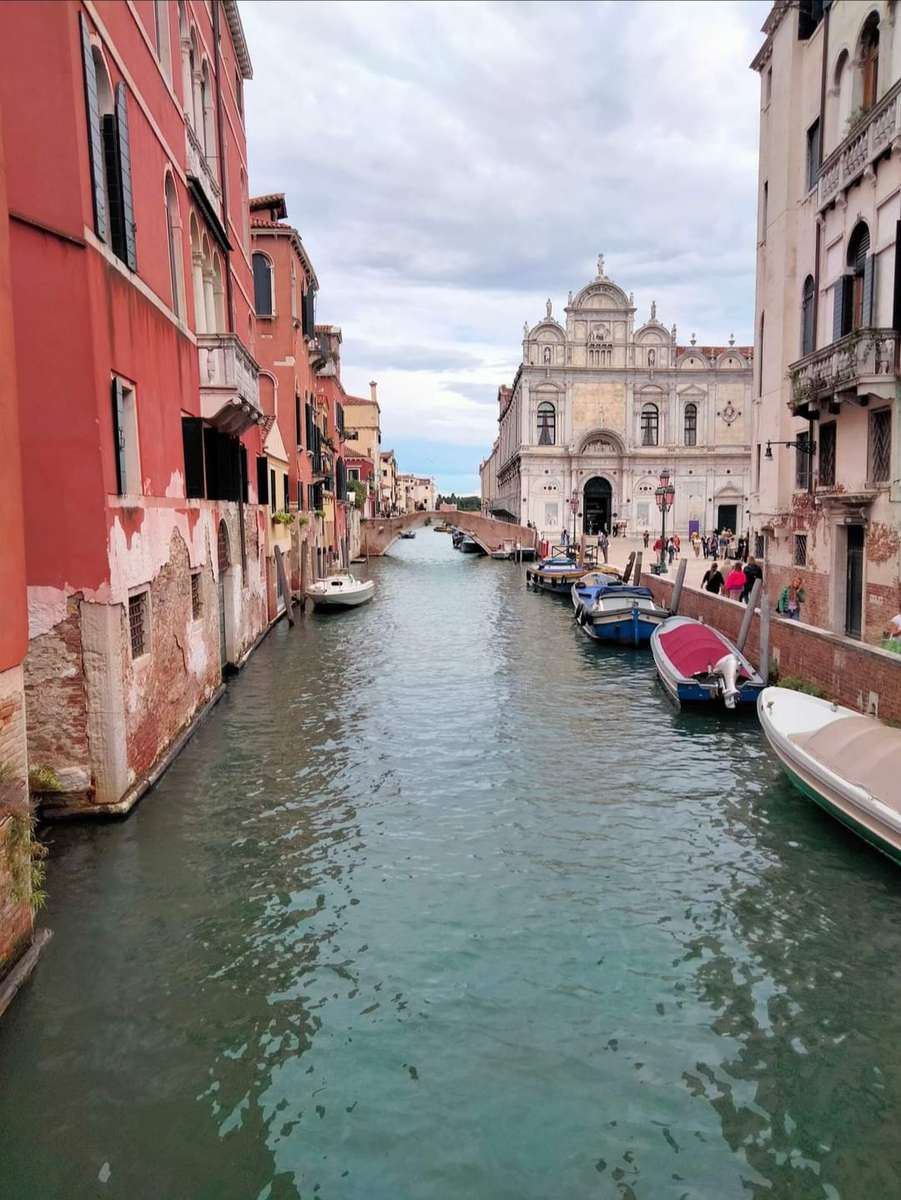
23 598 91 784
764 563 830 633
0 665 33 974
644 575 901 722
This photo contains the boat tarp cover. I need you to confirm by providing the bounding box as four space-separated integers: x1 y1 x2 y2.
790 716 901 807
658 623 751 680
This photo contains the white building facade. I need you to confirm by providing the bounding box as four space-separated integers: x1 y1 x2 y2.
480 261 753 542
751 0 901 644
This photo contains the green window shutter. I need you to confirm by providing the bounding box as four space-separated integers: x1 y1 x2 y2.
833 276 849 341
111 378 126 494
114 84 137 270
79 12 108 242
256 455 269 504
862 253 876 327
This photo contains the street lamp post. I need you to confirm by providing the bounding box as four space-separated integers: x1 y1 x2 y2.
654 467 676 575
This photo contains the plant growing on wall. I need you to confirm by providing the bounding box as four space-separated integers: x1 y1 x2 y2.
272 511 296 526
349 479 368 509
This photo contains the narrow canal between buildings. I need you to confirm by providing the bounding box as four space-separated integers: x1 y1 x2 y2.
2 529 901 1200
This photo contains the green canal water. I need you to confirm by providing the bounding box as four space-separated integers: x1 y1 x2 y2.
2 530 901 1200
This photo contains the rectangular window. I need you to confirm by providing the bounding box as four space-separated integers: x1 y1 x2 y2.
805 119 820 192
111 379 140 496
765 67 772 106
255 455 269 505
755 442 761 489
182 417 205 498
201 427 242 501
296 481 304 510
348 468 360 481
755 533 766 559
269 468 277 514
793 533 808 567
761 181 768 242
795 430 811 490
302 287 315 338
283 474 290 512
295 394 302 447
190 571 202 620
869 407 892 482
818 420 836 487
128 590 149 658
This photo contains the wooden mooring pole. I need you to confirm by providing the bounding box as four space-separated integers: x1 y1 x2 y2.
758 587 771 682
669 557 687 614
624 551 635 585
632 552 642 585
736 579 762 653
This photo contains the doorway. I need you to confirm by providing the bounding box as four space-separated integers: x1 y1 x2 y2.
716 503 738 534
844 524 864 640
583 476 612 535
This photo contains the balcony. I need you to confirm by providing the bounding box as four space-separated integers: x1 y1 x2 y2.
198 333 264 436
185 124 222 221
818 80 901 210
787 329 899 417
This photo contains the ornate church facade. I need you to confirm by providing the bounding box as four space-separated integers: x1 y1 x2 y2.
480 259 753 542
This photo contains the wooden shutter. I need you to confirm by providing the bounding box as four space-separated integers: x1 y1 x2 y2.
111 379 126 494
862 253 876 327
203 427 220 498
79 13 108 242
182 417 205 498
892 222 901 331
256 455 269 504
240 445 249 503
295 394 302 446
283 474 289 511
114 84 137 270
833 276 850 341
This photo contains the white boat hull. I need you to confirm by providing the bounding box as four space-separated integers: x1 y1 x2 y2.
306 576 375 609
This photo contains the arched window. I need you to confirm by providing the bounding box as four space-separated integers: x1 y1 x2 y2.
641 403 659 446
253 253 274 316
189 214 205 332
201 60 217 176
189 31 200 132
212 252 225 332
164 174 183 318
800 274 815 355
536 401 556 446
845 221 871 333
859 12 880 112
153 0 171 81
684 403 697 446
290 260 297 321
834 50 851 144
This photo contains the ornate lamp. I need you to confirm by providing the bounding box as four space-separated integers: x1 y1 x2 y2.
654 468 676 574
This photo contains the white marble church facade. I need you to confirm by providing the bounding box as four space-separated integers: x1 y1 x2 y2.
480 260 753 542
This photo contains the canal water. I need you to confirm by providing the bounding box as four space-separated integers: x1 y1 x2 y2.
2 530 901 1200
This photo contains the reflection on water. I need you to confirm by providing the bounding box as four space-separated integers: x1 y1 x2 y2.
1 530 900 1200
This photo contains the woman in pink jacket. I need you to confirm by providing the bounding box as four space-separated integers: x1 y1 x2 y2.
724 563 747 601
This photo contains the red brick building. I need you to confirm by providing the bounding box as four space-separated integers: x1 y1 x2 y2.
0 114 34 976
0 1 268 815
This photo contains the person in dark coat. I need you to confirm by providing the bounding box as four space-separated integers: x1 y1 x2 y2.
702 562 724 595
741 556 763 602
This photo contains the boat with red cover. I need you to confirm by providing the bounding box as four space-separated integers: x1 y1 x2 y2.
650 614 765 709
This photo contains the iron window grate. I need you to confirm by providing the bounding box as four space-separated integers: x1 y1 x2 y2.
191 572 202 620
793 533 808 567
869 408 891 482
129 591 148 658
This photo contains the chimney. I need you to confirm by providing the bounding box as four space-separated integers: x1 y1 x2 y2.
369 380 378 404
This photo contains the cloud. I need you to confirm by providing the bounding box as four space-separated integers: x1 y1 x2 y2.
243 0 768 492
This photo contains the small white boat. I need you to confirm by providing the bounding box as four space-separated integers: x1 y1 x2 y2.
306 574 374 610
758 686 901 865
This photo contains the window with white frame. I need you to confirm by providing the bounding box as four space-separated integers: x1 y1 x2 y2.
128 590 150 658
111 378 140 496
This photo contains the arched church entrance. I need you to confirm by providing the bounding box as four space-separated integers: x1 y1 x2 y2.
583 476 612 535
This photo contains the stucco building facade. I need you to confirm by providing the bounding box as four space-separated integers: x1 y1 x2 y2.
751 0 901 643
0 0 268 815
480 261 753 542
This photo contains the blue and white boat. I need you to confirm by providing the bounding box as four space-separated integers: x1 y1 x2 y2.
650 614 765 710
526 556 618 595
571 572 669 645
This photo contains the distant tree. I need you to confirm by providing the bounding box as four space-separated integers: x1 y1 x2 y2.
457 496 481 512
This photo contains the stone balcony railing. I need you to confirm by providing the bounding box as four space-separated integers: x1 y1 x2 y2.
186 124 222 220
788 328 899 415
818 80 901 209
198 333 263 436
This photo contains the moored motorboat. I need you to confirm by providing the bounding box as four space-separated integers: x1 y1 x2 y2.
572 573 669 644
527 558 620 596
650 614 764 708
399 530 416 539
758 686 901 865
459 535 485 554
306 574 375 610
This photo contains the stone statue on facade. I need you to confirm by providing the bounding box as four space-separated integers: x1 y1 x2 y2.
650 300 657 320
545 298 552 319
543 346 552 364
523 320 529 338
597 253 605 278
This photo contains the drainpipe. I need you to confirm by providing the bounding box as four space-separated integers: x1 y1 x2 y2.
212 1 233 334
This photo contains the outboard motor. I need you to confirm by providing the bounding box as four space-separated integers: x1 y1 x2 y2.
713 653 741 709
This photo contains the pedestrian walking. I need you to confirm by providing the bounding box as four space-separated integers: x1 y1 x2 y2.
724 562 746 601
561 527 569 549
598 530 609 564
643 529 650 549
691 532 701 558
741 556 763 603
702 562 724 595
666 537 676 566
777 576 806 620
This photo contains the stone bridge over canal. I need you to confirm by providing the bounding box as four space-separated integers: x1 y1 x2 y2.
361 511 539 556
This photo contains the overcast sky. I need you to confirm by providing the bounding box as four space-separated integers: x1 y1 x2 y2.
243 0 769 495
